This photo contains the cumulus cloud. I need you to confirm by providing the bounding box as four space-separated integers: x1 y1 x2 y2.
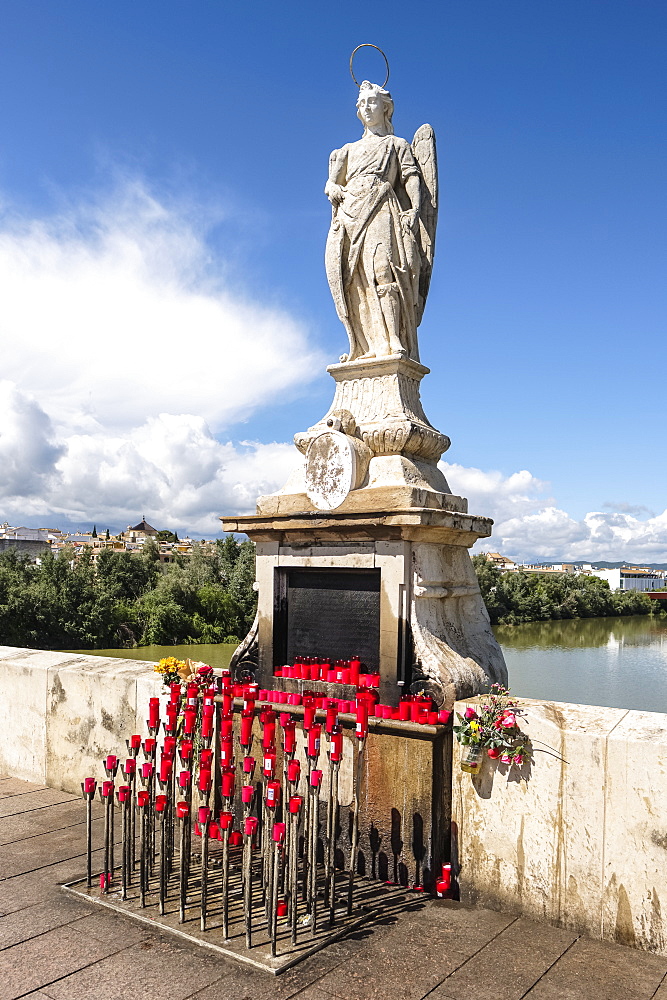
0 180 320 533
0 179 322 435
443 462 667 564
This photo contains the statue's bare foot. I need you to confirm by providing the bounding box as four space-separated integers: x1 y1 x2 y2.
358 351 376 360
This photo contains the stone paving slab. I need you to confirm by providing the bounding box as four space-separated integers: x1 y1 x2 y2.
428 916 578 1000
0 777 666 1000
521 936 667 1000
0 798 103 845
0 787 76 818
0 816 109 878
0 895 94 950
0 778 48 798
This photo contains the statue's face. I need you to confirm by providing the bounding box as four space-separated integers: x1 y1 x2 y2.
357 91 385 129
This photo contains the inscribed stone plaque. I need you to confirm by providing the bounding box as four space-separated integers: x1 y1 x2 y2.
283 568 380 670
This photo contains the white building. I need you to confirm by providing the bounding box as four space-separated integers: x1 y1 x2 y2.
591 566 665 592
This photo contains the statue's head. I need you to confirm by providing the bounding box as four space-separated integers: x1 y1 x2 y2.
356 81 394 135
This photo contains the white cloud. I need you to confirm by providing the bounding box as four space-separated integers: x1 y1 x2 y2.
0 179 320 533
442 462 551 524
0 179 322 435
444 462 667 563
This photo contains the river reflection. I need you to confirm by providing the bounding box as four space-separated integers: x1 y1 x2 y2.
495 615 667 713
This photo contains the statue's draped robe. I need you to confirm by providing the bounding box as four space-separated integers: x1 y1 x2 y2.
325 134 421 362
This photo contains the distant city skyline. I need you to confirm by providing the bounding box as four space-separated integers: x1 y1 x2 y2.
1 1 666 561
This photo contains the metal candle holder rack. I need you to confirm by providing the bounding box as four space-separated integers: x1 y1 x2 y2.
66 672 426 973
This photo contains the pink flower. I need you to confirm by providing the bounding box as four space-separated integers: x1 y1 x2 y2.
487 747 501 759
513 754 524 765
501 713 517 728
500 754 512 764
464 706 478 720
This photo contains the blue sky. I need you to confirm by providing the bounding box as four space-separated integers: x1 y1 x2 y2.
1 1 666 560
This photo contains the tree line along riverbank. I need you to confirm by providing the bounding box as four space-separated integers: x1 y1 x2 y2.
0 536 256 650
472 554 661 626
0 541 663 651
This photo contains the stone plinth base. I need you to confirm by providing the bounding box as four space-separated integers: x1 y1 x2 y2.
221 507 506 709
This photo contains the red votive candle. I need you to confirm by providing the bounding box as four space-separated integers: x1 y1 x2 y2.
155 794 167 813
262 748 276 777
274 666 283 677
83 777 96 796
129 734 142 751
325 702 338 734
102 780 114 798
242 755 256 776
303 702 316 731
148 698 160 727
220 738 234 769
329 725 343 762
159 759 173 783
310 768 322 788
201 705 214 738
137 790 149 808
288 693 301 706
266 779 281 808
183 708 196 735
283 719 296 755
261 709 276 749
141 762 153 781
349 657 361 684
221 771 235 799
307 724 321 760
427 711 439 725
143 737 156 756
272 822 286 844
355 700 369 740
287 759 301 784
176 800 189 819
398 701 411 721
164 736 177 756
229 830 243 847
219 811 233 830
241 784 254 805
179 769 191 789
244 816 258 837
198 806 211 826
208 821 220 841
436 863 452 897
438 710 452 725
170 682 181 704
288 795 303 815
240 713 254 748
105 755 118 773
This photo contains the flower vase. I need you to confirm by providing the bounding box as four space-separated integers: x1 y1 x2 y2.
460 744 483 775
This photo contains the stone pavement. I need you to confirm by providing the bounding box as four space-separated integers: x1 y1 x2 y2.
1 776 666 1000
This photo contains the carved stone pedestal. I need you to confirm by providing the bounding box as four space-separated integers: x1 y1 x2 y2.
220 507 506 709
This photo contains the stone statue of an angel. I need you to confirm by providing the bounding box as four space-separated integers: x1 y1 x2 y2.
325 79 437 363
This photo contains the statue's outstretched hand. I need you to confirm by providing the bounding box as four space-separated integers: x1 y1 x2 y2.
325 181 345 207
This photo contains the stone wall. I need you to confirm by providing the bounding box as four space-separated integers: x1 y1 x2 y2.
0 646 161 794
452 696 667 956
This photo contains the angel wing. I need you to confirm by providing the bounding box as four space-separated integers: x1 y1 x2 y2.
412 124 438 325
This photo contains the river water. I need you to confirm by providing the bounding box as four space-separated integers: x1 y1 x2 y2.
69 615 667 715
496 615 667 714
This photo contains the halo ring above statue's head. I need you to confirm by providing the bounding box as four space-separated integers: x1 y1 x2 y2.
349 44 390 89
